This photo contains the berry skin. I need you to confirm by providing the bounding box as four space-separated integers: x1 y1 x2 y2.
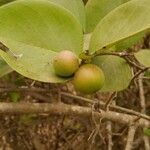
73 64 105 94
53 50 79 77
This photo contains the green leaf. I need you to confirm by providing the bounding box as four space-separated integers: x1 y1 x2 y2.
92 55 132 92
113 32 145 51
135 50 150 67
0 0 83 83
89 0 150 53
0 57 13 77
0 0 85 30
48 0 85 31
143 128 150 137
0 37 69 83
85 0 129 33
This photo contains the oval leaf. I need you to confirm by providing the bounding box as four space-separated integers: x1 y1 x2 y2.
0 37 68 83
92 55 132 92
1 0 85 30
135 49 150 67
49 0 85 31
0 0 83 82
89 0 150 53
85 0 129 33
0 0 83 54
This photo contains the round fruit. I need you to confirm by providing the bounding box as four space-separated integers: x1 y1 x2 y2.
53 50 79 77
73 64 105 94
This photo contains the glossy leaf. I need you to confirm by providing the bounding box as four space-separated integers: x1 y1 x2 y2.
89 0 150 53
93 55 132 92
0 57 13 77
49 0 85 31
135 49 150 67
0 0 83 82
85 0 129 33
0 0 85 29
0 37 68 82
113 32 145 51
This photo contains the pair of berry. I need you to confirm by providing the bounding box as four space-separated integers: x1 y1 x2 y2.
53 50 105 94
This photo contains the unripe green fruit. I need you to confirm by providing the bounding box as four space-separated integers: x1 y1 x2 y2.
73 64 105 94
53 50 79 77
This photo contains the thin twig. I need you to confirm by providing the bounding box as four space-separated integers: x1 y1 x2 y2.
0 41 23 58
138 74 150 150
138 74 146 113
61 92 150 121
130 67 150 85
104 92 117 111
137 77 150 80
94 51 133 57
106 121 113 150
125 125 137 150
89 104 105 144
106 100 116 150
112 126 128 137
123 56 144 70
